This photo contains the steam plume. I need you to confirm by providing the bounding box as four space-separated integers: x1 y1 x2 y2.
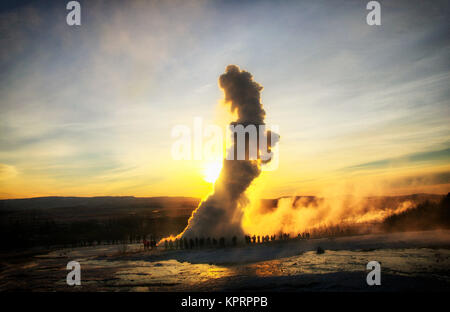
175 65 278 240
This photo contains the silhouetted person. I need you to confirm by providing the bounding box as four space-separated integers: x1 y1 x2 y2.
257 236 260 244
232 236 237 246
252 235 256 243
219 237 225 247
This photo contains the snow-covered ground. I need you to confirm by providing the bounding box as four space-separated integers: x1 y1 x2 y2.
1 230 449 291
131 229 450 264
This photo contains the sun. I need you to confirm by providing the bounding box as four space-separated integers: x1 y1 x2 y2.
202 161 223 183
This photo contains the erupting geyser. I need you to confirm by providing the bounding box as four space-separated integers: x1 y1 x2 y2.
167 65 279 242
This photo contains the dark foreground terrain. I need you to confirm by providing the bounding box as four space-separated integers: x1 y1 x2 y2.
1 230 449 292
1 194 449 291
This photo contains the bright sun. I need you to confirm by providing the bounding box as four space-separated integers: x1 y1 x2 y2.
202 161 223 183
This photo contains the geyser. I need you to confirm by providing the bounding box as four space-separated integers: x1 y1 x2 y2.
171 65 279 241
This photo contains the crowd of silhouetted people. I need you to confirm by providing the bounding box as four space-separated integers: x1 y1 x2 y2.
144 232 312 250
244 232 310 244
142 237 157 250
161 236 237 250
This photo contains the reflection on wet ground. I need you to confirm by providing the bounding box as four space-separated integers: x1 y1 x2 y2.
1 231 450 291
245 249 450 282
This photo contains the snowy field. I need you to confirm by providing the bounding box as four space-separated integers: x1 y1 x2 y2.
1 230 449 291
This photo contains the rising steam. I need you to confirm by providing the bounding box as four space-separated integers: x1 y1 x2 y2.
169 65 278 241
160 66 436 245
242 193 418 236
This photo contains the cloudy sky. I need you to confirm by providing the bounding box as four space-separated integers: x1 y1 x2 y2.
0 0 449 199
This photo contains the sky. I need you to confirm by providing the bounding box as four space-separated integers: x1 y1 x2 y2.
0 0 449 199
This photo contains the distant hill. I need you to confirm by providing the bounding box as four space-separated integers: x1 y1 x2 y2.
0 193 445 222
0 196 202 252
0 196 201 222
0 196 200 210
383 193 450 231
